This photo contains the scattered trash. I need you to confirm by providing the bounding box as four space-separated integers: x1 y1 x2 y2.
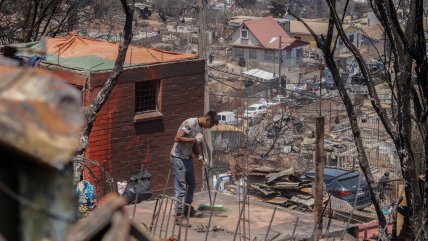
76 180 97 217
117 181 127 195
123 170 152 204
194 224 209 232
212 226 224 232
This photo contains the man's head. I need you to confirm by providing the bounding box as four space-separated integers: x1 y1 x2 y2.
199 111 219 128
384 172 390 177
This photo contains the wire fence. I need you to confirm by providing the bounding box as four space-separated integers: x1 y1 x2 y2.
208 64 405 230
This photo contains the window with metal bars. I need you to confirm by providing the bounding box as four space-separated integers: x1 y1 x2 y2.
135 80 159 114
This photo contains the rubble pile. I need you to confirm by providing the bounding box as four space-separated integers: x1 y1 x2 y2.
244 167 316 213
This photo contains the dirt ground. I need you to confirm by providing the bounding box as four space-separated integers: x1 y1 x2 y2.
126 192 353 241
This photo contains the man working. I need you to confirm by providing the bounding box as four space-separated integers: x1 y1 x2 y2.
170 111 219 226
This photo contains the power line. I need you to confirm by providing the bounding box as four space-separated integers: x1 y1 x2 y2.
208 65 393 114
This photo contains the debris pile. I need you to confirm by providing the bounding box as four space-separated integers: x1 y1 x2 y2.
226 167 317 213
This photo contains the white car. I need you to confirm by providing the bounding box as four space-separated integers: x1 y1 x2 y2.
267 95 287 107
243 104 267 119
218 111 237 125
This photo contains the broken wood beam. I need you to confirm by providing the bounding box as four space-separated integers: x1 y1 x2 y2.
101 211 130 241
270 182 300 190
265 168 294 184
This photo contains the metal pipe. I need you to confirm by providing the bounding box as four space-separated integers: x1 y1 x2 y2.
264 207 277 241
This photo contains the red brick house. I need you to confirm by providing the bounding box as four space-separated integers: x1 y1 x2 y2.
29 35 206 196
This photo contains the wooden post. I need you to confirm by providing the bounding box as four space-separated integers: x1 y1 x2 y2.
197 0 214 171
19 164 76 241
313 116 325 241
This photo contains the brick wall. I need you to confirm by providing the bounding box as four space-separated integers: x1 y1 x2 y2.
83 59 205 198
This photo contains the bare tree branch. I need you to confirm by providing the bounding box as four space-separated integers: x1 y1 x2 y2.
73 0 135 183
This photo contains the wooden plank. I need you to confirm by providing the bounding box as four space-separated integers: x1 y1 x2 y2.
270 182 300 190
101 211 130 241
19 166 75 241
0 67 83 167
249 184 277 196
250 166 279 173
265 196 289 205
130 220 158 241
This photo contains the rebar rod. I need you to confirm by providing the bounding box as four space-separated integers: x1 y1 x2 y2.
264 207 277 241
233 192 246 241
150 196 161 233
164 197 175 239
204 191 218 241
158 198 170 239
291 217 299 240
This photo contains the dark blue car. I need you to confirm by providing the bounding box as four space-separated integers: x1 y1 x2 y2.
303 168 372 209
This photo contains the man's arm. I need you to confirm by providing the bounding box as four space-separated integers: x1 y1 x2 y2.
174 130 197 143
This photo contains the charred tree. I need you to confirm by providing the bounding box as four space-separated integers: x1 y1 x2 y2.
289 0 388 238
290 0 428 238
73 0 135 184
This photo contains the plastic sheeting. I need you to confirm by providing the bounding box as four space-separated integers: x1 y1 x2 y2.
26 34 198 71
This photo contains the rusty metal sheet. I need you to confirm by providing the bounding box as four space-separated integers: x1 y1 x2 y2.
0 66 83 169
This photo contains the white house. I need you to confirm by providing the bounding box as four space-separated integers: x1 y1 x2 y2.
228 16 308 68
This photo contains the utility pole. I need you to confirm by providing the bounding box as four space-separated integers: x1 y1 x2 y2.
197 0 213 179
197 0 206 62
197 0 207 112
278 36 282 96
313 116 325 241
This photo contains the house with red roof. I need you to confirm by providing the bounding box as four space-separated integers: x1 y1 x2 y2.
22 35 206 198
228 16 308 68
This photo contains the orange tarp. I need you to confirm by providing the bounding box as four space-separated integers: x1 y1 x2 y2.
45 35 197 65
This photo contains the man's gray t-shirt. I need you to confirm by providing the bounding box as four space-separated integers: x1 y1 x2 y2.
170 117 203 159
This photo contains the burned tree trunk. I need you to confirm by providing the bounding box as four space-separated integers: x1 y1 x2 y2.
73 0 135 184
322 0 428 237
289 0 388 237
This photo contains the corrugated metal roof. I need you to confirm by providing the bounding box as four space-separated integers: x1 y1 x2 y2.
243 68 278 81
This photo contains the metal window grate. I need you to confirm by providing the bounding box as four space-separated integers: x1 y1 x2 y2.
135 80 158 113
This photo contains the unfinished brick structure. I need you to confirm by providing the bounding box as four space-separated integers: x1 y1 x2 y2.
34 35 205 197
50 59 205 196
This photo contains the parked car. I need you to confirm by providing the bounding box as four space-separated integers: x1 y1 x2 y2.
302 168 371 210
243 104 267 119
267 95 287 107
217 111 237 125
